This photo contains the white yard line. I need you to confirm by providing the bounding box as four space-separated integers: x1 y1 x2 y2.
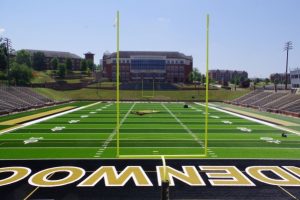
161 103 205 148
0 101 102 135
162 103 217 158
195 103 300 136
94 102 136 157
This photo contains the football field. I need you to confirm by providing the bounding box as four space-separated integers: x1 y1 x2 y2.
0 101 300 160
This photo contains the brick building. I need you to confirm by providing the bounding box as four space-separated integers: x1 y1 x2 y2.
102 51 193 83
23 49 82 70
209 69 248 84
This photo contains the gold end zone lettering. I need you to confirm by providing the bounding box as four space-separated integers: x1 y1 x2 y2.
246 166 300 186
156 166 205 186
78 166 152 187
28 166 85 187
283 166 300 178
0 167 31 186
199 166 255 186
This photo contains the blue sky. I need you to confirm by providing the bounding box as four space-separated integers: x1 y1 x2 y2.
1 0 300 78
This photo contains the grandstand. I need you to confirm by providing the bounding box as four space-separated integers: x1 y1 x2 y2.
230 90 300 116
0 86 54 115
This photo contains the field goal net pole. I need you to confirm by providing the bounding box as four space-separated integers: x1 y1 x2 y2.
141 75 155 98
116 13 210 158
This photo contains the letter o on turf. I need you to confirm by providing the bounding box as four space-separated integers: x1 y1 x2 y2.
0 167 31 186
29 166 85 187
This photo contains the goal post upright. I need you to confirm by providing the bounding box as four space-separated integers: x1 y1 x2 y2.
116 10 120 157
204 14 210 157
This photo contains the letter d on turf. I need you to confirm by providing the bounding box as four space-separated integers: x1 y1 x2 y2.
246 166 300 186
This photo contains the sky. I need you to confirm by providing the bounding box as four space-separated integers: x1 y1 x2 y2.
1 0 300 78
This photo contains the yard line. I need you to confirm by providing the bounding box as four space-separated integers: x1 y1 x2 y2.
93 102 136 157
161 103 206 149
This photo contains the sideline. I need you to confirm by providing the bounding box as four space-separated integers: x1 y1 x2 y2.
221 106 298 126
0 106 75 125
0 101 102 135
196 103 300 136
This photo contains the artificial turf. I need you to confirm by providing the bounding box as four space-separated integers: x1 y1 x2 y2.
0 101 299 159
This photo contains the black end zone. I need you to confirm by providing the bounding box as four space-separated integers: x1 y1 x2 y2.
0 159 299 200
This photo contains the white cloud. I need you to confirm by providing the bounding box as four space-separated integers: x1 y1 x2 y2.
157 17 170 23
0 28 5 34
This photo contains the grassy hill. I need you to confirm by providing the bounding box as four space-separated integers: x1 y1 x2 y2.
35 87 249 101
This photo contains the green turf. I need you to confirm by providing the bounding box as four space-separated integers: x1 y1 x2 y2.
0 101 299 159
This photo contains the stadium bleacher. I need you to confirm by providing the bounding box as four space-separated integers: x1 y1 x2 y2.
230 90 300 116
249 92 288 107
0 86 54 115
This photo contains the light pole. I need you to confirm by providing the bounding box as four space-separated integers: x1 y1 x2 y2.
284 41 293 90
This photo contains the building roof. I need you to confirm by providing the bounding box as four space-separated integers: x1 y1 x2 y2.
209 69 247 73
84 52 94 55
22 49 82 59
104 51 192 60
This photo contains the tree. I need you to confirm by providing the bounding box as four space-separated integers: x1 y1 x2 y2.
80 59 87 72
201 74 206 85
51 57 58 70
0 38 8 71
188 68 201 87
9 62 33 86
240 78 250 88
231 75 241 91
265 78 270 85
16 50 31 67
65 58 73 71
32 52 46 70
274 78 279 92
253 78 260 90
87 60 94 71
57 63 66 79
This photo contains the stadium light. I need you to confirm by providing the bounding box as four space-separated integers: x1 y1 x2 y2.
284 41 293 90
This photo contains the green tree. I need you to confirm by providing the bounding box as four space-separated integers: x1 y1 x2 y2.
32 52 46 70
65 58 73 71
57 63 66 79
265 78 270 85
9 62 33 85
231 75 241 91
274 78 279 92
16 50 31 67
87 60 94 71
201 74 206 85
188 68 201 86
51 57 59 70
0 38 8 71
80 59 87 72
